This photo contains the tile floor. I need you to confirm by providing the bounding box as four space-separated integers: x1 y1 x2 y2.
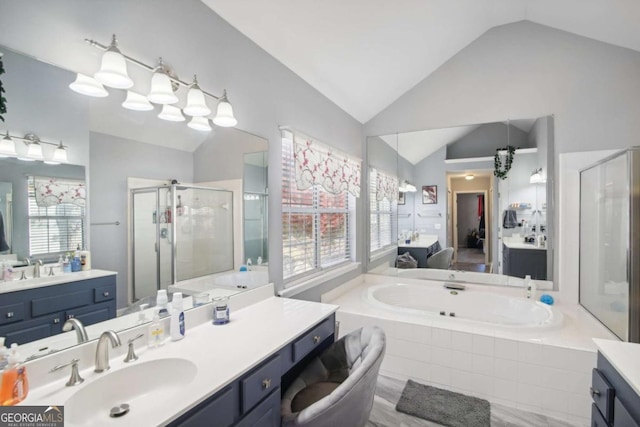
367 375 584 427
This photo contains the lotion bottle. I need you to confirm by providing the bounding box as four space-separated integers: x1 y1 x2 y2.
0 344 28 406
170 292 185 341
148 308 166 348
524 275 532 299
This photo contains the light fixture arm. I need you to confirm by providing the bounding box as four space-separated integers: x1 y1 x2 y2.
85 37 222 100
2 131 65 149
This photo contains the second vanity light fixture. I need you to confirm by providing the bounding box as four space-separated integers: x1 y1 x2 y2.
0 131 68 164
399 180 417 193
69 35 237 130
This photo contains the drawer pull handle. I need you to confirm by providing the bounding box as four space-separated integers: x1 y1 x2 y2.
6 312 13 318
262 378 272 390
313 335 321 344
103 292 110 297
53 318 60 324
590 387 601 397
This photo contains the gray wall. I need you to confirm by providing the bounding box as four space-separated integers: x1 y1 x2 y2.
446 123 531 159
90 132 193 308
0 0 364 300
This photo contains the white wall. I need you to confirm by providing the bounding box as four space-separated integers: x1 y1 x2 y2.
0 0 364 298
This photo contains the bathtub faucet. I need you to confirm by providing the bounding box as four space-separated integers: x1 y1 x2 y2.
447 273 466 283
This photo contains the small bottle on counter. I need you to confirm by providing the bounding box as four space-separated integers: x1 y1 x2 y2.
170 293 185 341
156 290 170 318
148 308 166 348
0 344 29 406
80 247 91 271
212 296 230 325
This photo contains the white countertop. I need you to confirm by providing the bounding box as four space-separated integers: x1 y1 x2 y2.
22 297 338 426
0 269 117 294
398 235 438 249
594 338 640 396
502 240 547 251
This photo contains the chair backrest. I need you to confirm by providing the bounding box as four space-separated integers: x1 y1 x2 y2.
284 326 386 427
427 247 454 269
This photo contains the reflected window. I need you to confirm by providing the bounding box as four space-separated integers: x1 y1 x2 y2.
282 138 353 282
27 177 85 256
369 168 397 254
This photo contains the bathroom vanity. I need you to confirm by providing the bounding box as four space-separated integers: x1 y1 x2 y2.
22 294 337 426
502 242 547 280
591 339 640 427
0 270 116 346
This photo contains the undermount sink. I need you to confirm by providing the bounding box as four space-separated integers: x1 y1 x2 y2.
65 358 197 426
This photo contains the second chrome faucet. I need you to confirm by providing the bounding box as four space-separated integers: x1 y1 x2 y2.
94 330 121 373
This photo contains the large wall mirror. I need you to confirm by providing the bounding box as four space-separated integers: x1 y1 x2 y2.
366 117 554 286
0 44 269 356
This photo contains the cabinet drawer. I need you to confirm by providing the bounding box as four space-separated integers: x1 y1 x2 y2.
236 388 280 427
241 356 281 414
173 385 237 427
0 303 24 325
614 398 639 427
592 368 615 423
32 290 93 317
292 316 334 363
94 286 114 303
592 403 609 427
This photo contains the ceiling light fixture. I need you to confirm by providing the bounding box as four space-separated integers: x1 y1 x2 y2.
188 116 212 132
0 132 17 157
122 91 154 111
69 73 109 97
399 180 417 193
79 35 237 128
93 35 134 89
0 131 70 164
158 104 185 122
465 174 475 180
530 168 545 184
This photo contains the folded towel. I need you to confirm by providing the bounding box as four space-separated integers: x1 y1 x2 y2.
503 209 518 229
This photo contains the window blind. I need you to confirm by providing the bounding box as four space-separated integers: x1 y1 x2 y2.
369 168 397 253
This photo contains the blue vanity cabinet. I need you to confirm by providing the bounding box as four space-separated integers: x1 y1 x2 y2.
168 313 336 427
0 274 116 346
591 352 640 427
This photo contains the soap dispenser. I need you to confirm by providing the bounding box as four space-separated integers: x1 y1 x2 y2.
0 344 28 405
148 308 166 348
170 293 185 341
156 289 170 318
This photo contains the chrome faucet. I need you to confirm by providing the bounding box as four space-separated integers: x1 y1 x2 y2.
95 330 121 373
63 318 89 344
33 259 43 278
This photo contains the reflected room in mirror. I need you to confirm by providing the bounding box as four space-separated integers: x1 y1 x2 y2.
366 117 554 287
0 44 269 358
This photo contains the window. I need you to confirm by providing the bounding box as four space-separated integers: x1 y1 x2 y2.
282 134 356 282
28 177 85 256
369 168 397 254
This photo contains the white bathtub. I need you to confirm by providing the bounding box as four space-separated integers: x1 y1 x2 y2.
366 282 563 329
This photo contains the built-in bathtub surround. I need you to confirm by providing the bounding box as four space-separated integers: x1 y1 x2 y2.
325 274 617 426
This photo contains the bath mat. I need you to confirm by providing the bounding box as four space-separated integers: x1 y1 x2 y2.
395 379 490 427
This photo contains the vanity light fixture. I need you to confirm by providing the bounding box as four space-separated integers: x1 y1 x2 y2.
0 131 69 164
158 104 185 122
465 174 475 180
188 116 212 132
183 75 211 117
147 58 179 105
530 168 545 184
0 132 17 157
399 180 417 193
122 91 154 111
69 73 109 98
76 35 238 130
94 35 134 89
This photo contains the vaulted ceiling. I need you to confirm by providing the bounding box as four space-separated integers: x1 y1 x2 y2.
202 0 640 124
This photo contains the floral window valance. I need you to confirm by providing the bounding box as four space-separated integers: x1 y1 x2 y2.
33 177 86 208
291 131 361 198
372 168 398 202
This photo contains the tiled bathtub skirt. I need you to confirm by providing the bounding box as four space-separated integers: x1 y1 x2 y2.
338 311 594 426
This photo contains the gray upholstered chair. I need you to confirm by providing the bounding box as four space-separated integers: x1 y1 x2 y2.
281 326 386 427
426 247 454 269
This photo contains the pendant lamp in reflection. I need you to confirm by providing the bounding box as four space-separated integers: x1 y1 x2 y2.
212 90 237 127
69 73 109 97
158 105 185 122
147 58 178 105
183 75 211 117
122 91 154 111
188 116 212 131
0 132 17 158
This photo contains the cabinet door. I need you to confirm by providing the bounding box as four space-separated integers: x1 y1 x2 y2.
235 388 280 427
0 314 63 346
66 302 114 327
169 384 238 427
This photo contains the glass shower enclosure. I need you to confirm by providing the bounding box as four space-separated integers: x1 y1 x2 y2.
131 184 234 301
579 148 640 342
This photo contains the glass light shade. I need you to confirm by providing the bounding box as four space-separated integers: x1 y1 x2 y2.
94 50 133 89
0 134 17 158
213 99 237 127
530 168 545 184
147 71 178 104
183 85 211 116
26 142 44 160
69 73 109 97
158 105 185 122
45 143 68 165
188 116 212 131
406 183 417 192
122 91 154 111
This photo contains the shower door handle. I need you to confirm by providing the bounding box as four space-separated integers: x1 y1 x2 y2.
155 242 158 253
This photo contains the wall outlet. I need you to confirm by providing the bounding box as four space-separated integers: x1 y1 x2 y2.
434 223 441 230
